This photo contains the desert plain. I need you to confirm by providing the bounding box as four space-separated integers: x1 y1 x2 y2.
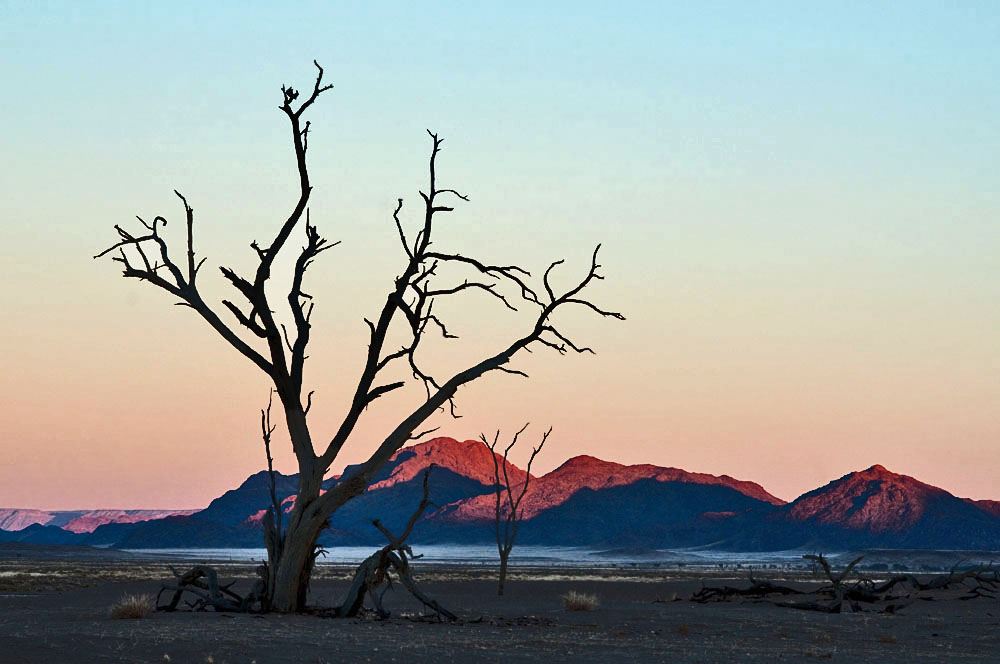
0 545 998 663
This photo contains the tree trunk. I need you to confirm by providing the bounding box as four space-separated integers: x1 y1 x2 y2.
269 505 326 612
498 551 509 596
266 450 328 613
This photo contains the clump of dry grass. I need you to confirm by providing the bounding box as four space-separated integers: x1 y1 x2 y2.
879 634 898 644
561 590 599 611
109 593 156 619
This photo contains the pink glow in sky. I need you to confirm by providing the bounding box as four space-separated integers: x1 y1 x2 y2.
1 4 998 510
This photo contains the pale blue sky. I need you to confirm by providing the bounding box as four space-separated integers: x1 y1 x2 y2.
1 2 998 508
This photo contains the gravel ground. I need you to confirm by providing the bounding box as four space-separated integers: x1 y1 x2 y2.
0 556 997 663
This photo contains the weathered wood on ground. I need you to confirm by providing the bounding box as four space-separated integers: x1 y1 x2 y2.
692 554 999 614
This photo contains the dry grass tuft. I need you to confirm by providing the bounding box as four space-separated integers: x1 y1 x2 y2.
109 593 156 619
879 634 898 644
561 590 599 611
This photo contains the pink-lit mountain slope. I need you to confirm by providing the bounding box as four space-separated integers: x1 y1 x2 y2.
785 465 960 533
715 465 1000 550
966 499 1000 519
0 509 53 532
367 437 530 490
439 449 785 523
245 437 529 525
0 508 197 533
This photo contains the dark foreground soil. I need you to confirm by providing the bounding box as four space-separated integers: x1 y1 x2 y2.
0 557 997 663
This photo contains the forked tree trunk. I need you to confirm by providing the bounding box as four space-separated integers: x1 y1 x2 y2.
265 442 329 613
268 523 322 613
268 500 327 612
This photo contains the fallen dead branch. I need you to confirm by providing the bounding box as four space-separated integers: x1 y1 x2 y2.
156 564 266 613
691 554 999 614
334 466 457 622
691 572 804 603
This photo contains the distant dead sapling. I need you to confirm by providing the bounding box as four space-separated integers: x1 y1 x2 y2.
485 424 550 596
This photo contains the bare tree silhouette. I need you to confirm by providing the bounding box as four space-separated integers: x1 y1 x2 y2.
485 425 550 596
96 61 623 612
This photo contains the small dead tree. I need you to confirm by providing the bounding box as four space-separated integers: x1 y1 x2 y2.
779 553 866 613
96 61 622 612
484 424 550 595
258 390 283 606
336 467 456 620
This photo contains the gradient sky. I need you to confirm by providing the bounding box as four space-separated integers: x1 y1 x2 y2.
1 2 997 509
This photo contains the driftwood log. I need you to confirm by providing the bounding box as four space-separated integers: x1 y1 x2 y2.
690 575 804 602
156 564 266 613
692 554 999 614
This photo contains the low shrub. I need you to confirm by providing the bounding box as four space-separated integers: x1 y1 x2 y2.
109 593 156 619
561 590 599 611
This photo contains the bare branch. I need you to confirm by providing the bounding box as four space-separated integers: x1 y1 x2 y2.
424 252 540 305
409 427 441 441
392 198 412 259
425 280 517 311
221 300 268 338
365 381 405 405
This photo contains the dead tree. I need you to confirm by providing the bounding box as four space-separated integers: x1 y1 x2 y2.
776 553 865 613
95 61 623 612
156 565 260 613
690 575 804 603
484 425 549 596
692 554 1000 614
336 467 456 621
253 392 281 604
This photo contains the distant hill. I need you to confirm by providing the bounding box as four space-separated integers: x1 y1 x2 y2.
719 465 1000 550
516 479 779 547
3 439 999 551
82 470 306 548
966 499 1000 519
436 453 783 526
0 508 196 534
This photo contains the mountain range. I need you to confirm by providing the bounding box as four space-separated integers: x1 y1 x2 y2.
2 437 998 551
0 509 196 534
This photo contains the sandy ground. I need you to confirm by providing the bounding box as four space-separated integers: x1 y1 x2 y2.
0 553 997 663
